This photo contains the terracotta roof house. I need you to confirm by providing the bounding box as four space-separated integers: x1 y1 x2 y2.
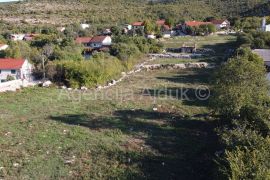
210 19 230 30
185 21 212 27
75 37 92 46
0 58 33 83
132 22 145 30
89 36 112 48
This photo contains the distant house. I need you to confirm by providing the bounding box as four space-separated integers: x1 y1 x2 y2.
261 17 270 32
252 49 270 66
23 34 39 41
180 21 212 34
75 37 93 47
89 36 112 48
132 22 144 30
156 19 175 38
10 34 25 41
0 44 9 51
102 29 112 36
0 58 33 83
210 19 230 30
80 23 90 30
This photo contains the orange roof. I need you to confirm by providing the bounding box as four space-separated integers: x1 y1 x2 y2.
156 19 166 26
185 21 212 27
89 36 107 43
132 22 144 26
75 37 92 44
0 58 25 69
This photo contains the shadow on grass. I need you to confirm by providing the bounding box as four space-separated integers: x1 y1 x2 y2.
50 109 219 179
156 68 212 84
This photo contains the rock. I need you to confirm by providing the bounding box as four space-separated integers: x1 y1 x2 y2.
153 107 158 111
121 72 126 76
67 88 72 91
111 80 117 85
61 85 67 89
42 80 52 87
81 86 88 90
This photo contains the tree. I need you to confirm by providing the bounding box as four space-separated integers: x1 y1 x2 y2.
212 48 269 123
144 20 155 34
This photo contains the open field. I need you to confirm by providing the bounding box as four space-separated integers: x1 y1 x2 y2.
0 68 217 179
0 35 236 179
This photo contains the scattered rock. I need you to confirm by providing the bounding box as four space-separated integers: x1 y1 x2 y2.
81 86 88 91
42 80 52 87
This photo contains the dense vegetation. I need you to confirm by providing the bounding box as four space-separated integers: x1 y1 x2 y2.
212 43 270 178
0 0 268 27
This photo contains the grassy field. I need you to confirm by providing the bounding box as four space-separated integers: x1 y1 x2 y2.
0 69 217 179
146 58 200 65
0 35 236 179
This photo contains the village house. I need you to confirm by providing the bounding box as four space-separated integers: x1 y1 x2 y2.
210 19 230 30
10 34 25 41
156 19 175 38
132 22 144 30
75 37 93 47
0 44 9 51
89 35 112 48
0 58 33 83
179 21 212 34
262 17 270 32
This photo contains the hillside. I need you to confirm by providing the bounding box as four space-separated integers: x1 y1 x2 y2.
0 0 267 26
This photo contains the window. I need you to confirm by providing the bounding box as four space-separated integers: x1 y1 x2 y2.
11 70 16 74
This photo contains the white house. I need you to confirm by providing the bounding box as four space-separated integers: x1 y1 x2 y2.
10 34 25 41
80 24 90 30
89 36 112 48
0 58 33 83
262 17 270 32
210 19 230 30
0 44 9 51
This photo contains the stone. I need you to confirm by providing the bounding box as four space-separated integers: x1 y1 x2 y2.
42 80 52 87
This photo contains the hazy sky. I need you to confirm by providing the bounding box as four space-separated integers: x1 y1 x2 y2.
0 0 21 2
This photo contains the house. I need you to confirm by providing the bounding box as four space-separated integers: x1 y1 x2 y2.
10 34 25 41
0 58 33 83
80 23 90 30
262 17 270 32
89 36 112 48
132 22 144 30
210 19 230 30
252 49 270 66
180 21 212 34
102 29 112 36
156 19 175 38
23 34 39 41
75 37 93 47
0 44 9 51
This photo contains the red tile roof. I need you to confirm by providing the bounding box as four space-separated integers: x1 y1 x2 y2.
156 19 166 26
132 22 144 26
89 36 107 43
75 37 92 44
0 58 25 69
185 21 212 27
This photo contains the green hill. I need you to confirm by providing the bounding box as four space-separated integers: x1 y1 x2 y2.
0 0 268 25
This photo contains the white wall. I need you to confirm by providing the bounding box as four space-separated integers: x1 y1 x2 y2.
102 36 112 46
0 60 33 83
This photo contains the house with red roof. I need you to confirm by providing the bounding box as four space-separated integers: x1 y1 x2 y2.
132 22 145 30
75 37 93 47
210 19 230 30
156 19 175 38
89 35 112 48
0 58 33 83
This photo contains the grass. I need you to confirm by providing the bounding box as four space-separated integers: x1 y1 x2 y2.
0 69 217 179
0 35 236 179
